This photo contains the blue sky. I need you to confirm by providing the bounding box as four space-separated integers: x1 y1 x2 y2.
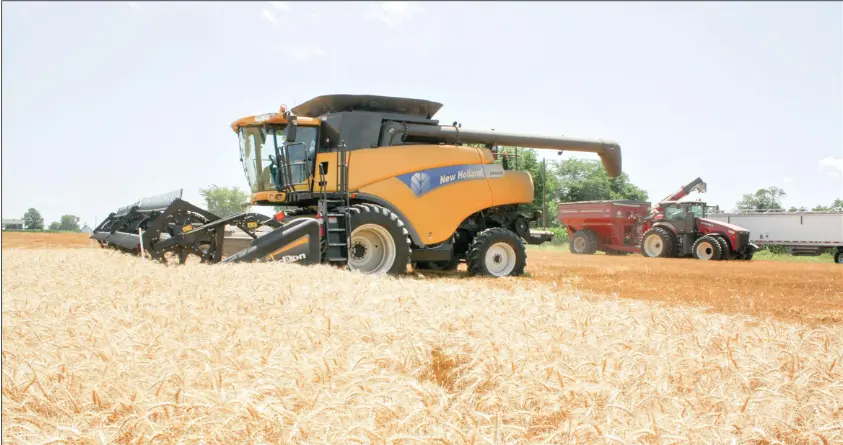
2 1 841 227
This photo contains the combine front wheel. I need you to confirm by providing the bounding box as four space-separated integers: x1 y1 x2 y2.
640 227 677 258
692 235 722 261
467 228 526 277
347 204 412 275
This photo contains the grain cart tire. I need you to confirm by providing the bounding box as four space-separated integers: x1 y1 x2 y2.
570 229 599 255
640 227 677 258
347 204 412 275
692 235 722 261
714 236 732 260
467 227 526 277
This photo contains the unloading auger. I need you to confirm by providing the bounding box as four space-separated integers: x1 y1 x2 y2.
90 189 322 265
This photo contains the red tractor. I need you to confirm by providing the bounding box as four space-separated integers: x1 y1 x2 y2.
558 177 759 260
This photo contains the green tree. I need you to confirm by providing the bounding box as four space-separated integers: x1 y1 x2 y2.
58 215 81 232
812 198 843 212
200 185 250 218
788 206 807 212
48 221 61 231
554 158 648 203
493 147 561 226
23 208 44 230
736 187 786 212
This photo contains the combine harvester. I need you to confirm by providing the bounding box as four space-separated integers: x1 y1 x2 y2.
91 93 624 277
557 177 759 260
707 210 843 263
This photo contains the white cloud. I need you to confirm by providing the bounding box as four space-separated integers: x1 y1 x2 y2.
262 9 278 26
270 1 290 11
819 156 843 178
366 1 423 28
261 1 291 27
126 2 141 11
282 46 326 60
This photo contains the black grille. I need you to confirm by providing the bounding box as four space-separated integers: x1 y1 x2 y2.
737 231 749 250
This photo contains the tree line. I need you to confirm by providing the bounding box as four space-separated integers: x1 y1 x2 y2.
16 209 83 231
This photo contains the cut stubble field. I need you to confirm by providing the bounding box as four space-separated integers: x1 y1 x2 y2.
3 233 843 444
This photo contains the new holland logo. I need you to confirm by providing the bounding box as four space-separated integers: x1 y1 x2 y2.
397 164 505 197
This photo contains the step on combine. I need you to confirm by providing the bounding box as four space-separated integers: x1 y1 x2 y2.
93 93 625 276
558 177 759 260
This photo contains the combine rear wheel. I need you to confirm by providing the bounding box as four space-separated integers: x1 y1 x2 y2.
467 228 526 277
347 204 412 275
640 227 677 258
570 229 599 254
692 235 722 260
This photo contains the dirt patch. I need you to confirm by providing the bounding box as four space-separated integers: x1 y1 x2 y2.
2 232 92 249
524 249 843 325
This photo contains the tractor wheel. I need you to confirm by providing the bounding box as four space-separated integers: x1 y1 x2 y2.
714 236 732 260
347 204 412 275
692 235 723 261
640 227 677 258
467 227 526 277
570 229 599 255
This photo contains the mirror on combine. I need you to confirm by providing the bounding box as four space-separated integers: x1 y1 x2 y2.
286 121 298 142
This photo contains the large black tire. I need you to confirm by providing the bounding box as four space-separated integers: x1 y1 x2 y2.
640 227 677 258
713 235 732 260
570 229 599 255
835 249 843 264
692 235 722 261
466 227 527 277
347 204 412 275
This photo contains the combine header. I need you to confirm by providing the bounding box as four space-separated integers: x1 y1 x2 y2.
93 93 626 276
91 189 290 264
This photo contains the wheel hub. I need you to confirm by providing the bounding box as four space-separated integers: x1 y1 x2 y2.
348 224 397 274
351 243 367 260
484 242 517 277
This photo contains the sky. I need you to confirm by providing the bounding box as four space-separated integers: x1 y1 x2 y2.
2 1 842 227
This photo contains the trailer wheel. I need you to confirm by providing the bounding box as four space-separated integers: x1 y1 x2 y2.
570 229 599 255
467 227 526 277
692 235 722 261
835 249 843 264
347 204 412 275
640 227 677 258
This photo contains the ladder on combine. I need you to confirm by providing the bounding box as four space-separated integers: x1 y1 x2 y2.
318 142 351 266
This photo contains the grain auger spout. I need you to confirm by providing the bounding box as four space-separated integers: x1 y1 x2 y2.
90 189 322 265
383 123 623 177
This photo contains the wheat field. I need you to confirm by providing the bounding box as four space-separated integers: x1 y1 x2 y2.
3 248 843 444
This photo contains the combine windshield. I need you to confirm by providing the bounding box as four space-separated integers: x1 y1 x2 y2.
238 125 285 193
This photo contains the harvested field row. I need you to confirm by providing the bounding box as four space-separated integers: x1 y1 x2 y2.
3 232 842 324
2 249 843 444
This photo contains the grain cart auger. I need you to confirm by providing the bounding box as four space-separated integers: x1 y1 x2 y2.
227 93 625 277
90 188 323 265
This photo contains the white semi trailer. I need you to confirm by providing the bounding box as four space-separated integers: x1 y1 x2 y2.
707 211 843 263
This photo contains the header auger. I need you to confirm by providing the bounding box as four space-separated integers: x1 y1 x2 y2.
93 93 626 277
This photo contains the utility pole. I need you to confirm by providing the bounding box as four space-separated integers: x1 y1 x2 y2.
542 158 548 229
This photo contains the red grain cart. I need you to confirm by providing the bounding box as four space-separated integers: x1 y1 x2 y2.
557 200 650 255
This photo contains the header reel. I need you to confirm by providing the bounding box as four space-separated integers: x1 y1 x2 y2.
91 189 281 264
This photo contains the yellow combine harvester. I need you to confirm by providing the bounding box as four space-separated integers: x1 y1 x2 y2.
92 94 623 277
